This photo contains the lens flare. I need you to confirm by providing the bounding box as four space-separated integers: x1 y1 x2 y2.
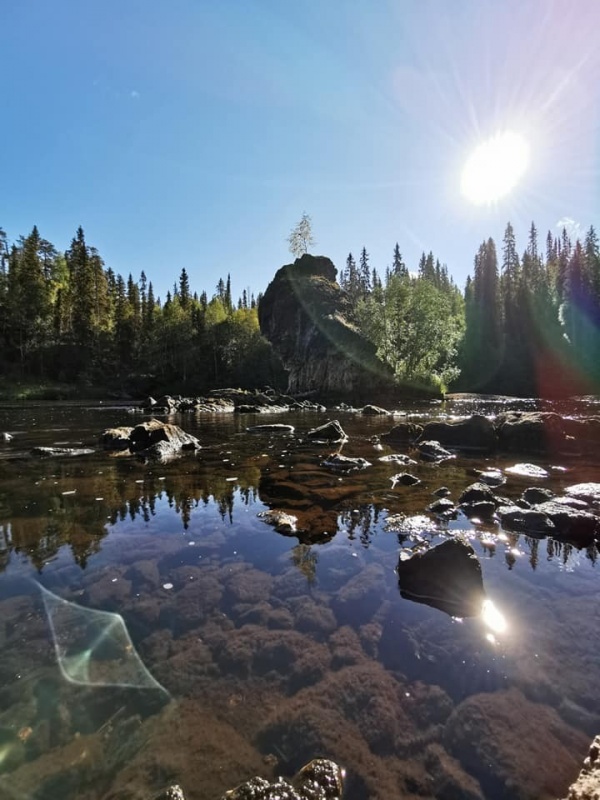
461 131 530 205
481 598 508 634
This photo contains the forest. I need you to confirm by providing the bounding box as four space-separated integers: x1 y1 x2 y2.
0 221 598 398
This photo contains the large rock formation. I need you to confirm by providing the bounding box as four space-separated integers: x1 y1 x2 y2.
258 254 394 399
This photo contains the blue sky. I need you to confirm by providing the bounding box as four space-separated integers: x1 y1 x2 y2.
2 0 599 301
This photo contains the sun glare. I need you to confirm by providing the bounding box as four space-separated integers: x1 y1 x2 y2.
461 131 530 206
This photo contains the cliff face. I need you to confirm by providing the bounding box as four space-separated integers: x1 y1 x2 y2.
258 254 394 399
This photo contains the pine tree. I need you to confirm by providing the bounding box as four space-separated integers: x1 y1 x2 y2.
179 268 190 308
392 243 407 278
359 247 371 295
287 213 315 258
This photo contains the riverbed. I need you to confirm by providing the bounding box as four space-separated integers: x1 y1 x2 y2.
0 397 598 800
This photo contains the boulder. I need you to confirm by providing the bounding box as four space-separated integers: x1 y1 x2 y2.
360 404 391 415
258 254 395 399
419 414 497 452
494 411 567 453
390 472 420 487
565 483 600 504
497 506 556 536
100 419 200 462
380 422 423 445
458 482 498 506
535 501 599 546
397 538 485 617
99 426 134 450
418 440 455 462
306 420 347 442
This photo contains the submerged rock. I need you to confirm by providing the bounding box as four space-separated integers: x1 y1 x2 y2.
397 538 486 617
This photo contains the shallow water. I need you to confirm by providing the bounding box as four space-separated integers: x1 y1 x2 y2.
0 399 598 800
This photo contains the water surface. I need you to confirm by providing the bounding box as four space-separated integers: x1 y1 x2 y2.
0 399 598 800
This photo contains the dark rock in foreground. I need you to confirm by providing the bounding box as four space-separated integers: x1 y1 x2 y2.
222 758 344 800
562 735 600 800
397 538 485 617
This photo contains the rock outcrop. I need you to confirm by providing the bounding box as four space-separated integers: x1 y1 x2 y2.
100 419 200 462
258 254 394 400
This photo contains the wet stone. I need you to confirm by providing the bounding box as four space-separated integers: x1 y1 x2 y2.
505 463 549 479
428 498 456 514
390 472 420 487
322 453 371 471
522 486 555 505
565 482 600 504
257 510 298 534
476 468 506 487
458 482 498 505
418 439 455 461
378 453 417 465
498 505 556 536
305 420 347 443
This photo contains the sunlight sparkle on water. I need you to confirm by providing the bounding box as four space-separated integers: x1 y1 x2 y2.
481 598 508 635
461 131 530 205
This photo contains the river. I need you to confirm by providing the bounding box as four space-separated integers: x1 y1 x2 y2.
0 397 598 800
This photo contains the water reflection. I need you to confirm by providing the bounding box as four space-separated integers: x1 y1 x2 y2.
480 598 508 635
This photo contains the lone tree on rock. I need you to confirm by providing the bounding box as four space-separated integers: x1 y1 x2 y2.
287 212 315 258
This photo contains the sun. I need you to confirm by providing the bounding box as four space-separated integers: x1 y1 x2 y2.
461 131 530 205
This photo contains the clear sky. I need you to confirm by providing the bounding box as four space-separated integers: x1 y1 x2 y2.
2 0 599 301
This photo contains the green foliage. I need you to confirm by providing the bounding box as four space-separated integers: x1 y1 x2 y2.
355 267 464 393
0 224 285 396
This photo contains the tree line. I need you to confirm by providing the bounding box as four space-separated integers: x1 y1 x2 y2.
0 225 285 394
2 219 599 398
